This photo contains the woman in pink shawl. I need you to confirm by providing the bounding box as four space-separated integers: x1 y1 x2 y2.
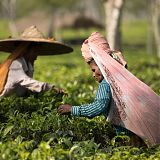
58 32 160 147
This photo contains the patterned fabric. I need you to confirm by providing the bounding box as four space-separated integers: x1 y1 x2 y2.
71 79 132 135
72 79 111 117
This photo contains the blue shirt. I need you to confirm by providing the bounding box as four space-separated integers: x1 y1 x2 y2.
71 79 132 135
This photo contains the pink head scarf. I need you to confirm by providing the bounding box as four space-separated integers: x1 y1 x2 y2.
81 32 111 62
81 39 92 63
81 31 160 146
81 32 127 67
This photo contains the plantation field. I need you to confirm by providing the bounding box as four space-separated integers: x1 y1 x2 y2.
0 20 160 159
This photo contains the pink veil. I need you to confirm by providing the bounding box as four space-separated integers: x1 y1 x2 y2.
81 32 160 146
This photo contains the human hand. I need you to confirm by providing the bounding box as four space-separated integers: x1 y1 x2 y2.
57 104 72 115
51 86 65 94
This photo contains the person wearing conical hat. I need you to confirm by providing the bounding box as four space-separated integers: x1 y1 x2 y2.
0 25 73 97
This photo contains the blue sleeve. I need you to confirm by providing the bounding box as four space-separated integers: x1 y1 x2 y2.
71 80 111 118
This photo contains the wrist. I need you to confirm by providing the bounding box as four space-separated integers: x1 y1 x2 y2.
71 106 81 116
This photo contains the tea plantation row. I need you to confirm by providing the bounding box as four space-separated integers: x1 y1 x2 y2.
0 48 159 159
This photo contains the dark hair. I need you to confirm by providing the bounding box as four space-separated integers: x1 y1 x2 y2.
88 56 128 69
87 58 95 64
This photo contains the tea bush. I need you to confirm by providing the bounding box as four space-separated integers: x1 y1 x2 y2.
0 51 159 159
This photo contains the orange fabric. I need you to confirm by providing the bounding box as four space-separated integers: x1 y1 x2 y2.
0 42 30 94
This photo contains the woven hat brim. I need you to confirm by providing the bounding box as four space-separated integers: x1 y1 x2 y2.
0 38 73 55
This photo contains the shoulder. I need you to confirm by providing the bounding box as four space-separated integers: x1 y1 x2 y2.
96 79 112 99
100 79 110 87
9 58 23 69
99 79 111 94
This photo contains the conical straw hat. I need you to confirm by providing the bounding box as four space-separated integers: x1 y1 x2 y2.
0 25 73 55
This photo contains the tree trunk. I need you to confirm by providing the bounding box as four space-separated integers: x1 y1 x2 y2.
147 2 154 55
2 0 18 37
151 0 160 58
47 13 54 38
103 0 124 50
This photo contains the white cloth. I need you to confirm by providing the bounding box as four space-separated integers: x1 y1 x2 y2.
0 57 53 97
